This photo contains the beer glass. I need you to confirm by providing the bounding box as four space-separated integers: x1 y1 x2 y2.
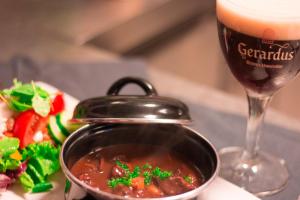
217 0 300 196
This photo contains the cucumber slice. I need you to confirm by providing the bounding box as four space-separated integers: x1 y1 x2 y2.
47 114 66 145
58 111 81 132
26 164 44 184
47 124 62 145
29 157 49 177
47 111 81 145
32 182 53 193
55 112 70 137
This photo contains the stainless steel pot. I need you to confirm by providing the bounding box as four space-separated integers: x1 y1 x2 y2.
60 77 219 200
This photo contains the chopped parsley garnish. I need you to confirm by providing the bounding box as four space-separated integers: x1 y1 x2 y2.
108 177 131 188
143 171 152 185
108 161 140 188
108 161 174 188
142 163 152 170
152 167 172 180
129 166 140 179
184 176 192 184
1 79 51 117
115 160 130 174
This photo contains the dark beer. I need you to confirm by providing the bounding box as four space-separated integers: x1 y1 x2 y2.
216 0 299 195
217 1 300 95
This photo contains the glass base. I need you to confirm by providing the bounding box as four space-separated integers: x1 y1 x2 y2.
219 147 289 197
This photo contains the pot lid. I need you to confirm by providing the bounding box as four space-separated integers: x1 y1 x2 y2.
71 77 191 125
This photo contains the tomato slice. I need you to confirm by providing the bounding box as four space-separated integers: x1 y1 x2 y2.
50 93 65 115
13 110 50 148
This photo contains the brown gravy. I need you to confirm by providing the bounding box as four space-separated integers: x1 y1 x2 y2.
70 144 204 198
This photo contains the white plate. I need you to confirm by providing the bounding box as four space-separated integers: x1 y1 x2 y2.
0 82 78 200
0 172 65 200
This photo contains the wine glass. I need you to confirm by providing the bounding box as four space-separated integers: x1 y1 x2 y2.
216 0 300 196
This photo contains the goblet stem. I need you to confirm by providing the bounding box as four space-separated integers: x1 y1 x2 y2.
218 91 288 196
242 92 272 161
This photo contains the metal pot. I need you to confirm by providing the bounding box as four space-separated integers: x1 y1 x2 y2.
60 77 219 200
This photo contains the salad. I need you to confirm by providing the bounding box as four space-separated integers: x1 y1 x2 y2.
0 80 74 193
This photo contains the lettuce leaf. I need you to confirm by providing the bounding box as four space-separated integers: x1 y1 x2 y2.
1 80 51 116
19 172 34 191
19 142 60 192
0 137 21 172
22 142 60 172
0 137 20 157
0 158 21 172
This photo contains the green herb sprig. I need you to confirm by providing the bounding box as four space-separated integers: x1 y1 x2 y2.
108 177 132 188
142 163 152 170
108 160 140 188
115 160 130 174
184 175 193 184
108 161 173 188
152 167 172 180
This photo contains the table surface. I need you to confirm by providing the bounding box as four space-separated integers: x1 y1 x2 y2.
2 57 299 200
1 2 299 197
0 53 300 200
148 68 300 200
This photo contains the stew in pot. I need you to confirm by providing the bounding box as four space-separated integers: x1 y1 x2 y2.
70 144 204 198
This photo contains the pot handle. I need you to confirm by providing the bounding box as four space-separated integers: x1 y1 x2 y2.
107 77 158 96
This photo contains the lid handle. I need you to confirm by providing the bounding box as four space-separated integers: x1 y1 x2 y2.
107 77 158 96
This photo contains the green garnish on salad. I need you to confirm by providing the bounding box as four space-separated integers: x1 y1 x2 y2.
0 137 21 172
1 79 51 117
0 137 19 157
19 142 60 192
0 137 60 192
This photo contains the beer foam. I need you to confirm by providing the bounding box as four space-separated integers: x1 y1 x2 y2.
217 0 300 40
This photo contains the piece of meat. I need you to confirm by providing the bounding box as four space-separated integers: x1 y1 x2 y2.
110 159 133 178
146 184 164 197
113 185 134 197
134 189 146 198
98 158 104 172
154 176 196 196
112 155 129 162
173 168 183 176
111 165 126 178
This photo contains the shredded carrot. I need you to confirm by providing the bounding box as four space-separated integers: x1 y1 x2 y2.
10 150 22 161
0 93 8 104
